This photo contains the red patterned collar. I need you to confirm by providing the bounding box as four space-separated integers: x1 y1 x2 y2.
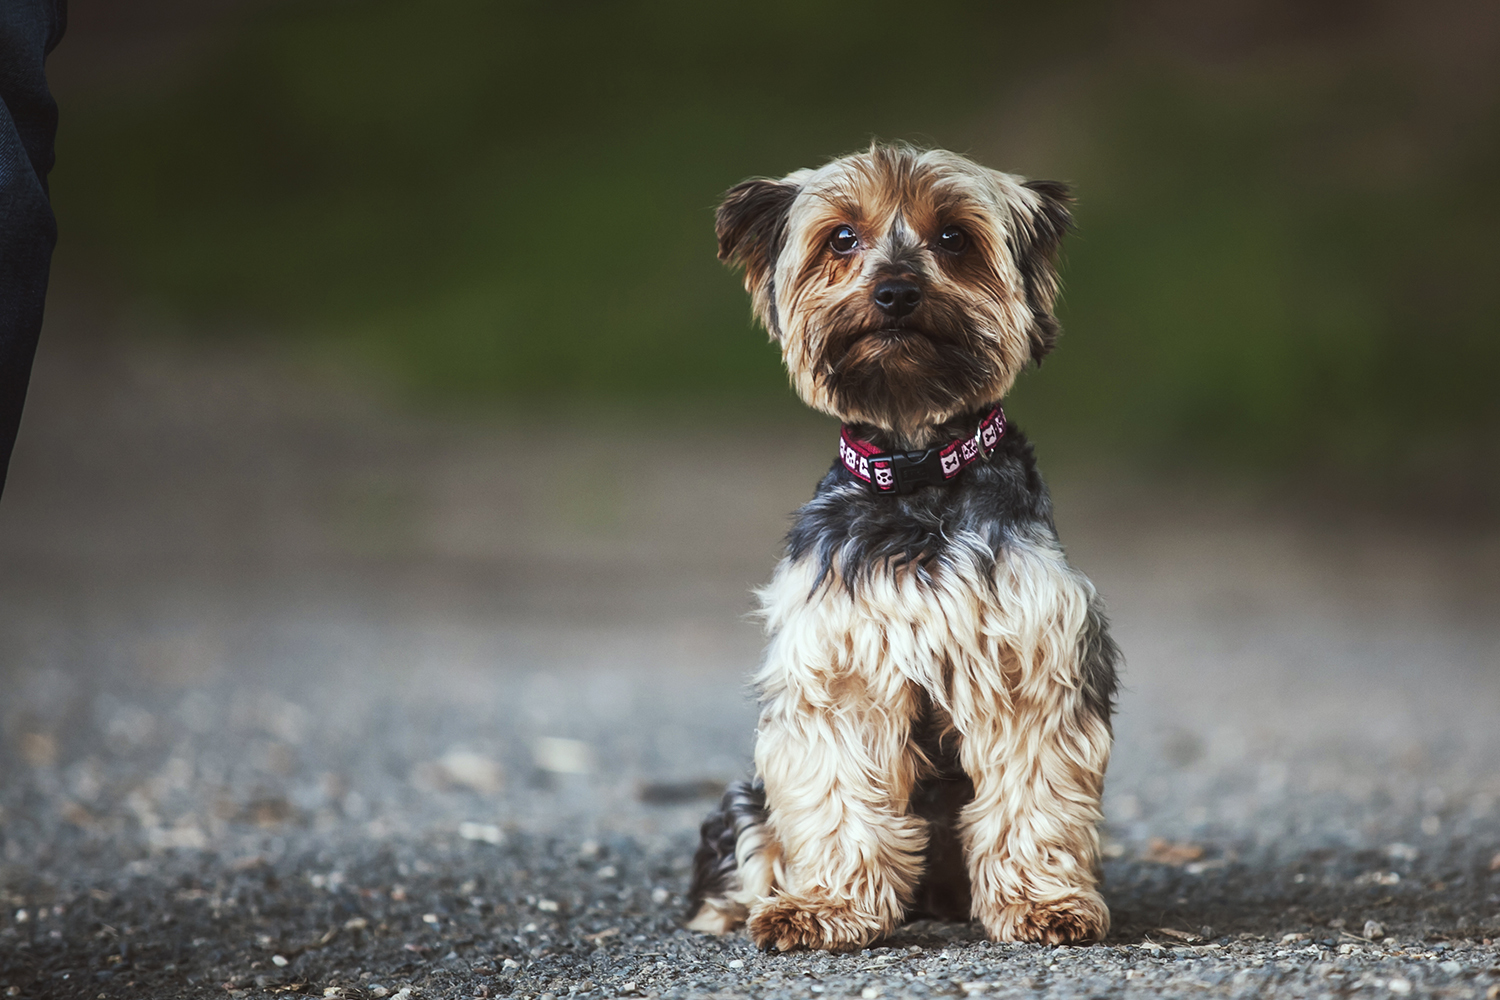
838 407 1006 495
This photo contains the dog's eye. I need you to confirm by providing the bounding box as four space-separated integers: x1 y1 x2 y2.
937 226 968 253
829 225 859 254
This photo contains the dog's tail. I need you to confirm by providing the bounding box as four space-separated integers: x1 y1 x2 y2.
684 778 768 934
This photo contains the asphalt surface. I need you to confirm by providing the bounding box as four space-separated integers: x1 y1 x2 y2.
2 316 1499 999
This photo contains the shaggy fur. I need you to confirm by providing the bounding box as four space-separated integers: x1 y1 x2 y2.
688 142 1119 951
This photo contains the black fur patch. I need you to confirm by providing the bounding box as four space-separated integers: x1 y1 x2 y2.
686 778 766 917
788 408 1054 589
908 694 974 922
1079 592 1121 728
1013 180 1073 363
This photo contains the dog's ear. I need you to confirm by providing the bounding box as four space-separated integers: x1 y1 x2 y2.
716 178 799 338
1009 179 1073 364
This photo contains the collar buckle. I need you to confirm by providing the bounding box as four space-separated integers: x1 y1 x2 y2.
883 449 946 495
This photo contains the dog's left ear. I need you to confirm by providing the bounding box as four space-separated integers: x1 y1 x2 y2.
1009 179 1073 363
716 177 800 338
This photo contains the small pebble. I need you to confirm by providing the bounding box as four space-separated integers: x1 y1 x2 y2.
727 959 744 969
438 750 505 794
1386 843 1419 862
423 913 439 924
1364 920 1385 940
271 955 289 967
502 958 520 971
1389 977 1412 995
533 737 593 775
650 888 670 905
458 822 504 845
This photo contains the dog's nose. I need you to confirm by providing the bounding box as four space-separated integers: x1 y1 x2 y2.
873 278 922 318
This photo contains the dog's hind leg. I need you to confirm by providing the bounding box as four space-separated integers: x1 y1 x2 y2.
684 779 772 934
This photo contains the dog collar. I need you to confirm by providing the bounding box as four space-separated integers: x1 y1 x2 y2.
838 406 1005 495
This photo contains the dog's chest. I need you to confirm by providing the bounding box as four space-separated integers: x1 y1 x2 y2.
756 443 1084 699
757 533 1064 700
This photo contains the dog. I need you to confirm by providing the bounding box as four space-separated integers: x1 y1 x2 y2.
685 142 1119 951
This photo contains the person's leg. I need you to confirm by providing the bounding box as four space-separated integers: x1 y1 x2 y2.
0 0 66 496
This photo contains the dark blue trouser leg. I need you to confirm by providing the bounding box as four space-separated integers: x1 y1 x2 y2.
0 0 66 497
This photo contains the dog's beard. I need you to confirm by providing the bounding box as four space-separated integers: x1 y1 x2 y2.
819 324 999 430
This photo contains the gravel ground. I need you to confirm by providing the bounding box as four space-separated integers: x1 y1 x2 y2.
2 316 1499 999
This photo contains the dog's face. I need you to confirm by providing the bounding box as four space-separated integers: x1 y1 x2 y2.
717 144 1071 439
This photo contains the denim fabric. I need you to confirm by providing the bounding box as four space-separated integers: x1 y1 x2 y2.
0 0 65 496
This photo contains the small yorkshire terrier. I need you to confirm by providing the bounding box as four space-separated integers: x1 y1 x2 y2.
686 143 1119 951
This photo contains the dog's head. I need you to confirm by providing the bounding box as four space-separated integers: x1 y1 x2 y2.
717 142 1071 440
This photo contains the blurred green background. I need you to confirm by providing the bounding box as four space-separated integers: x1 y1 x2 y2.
49 0 1500 497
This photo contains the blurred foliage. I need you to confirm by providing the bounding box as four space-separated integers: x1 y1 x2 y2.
54 0 1500 479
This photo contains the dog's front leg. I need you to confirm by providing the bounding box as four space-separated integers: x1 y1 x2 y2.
952 548 1115 944
955 690 1111 944
745 595 928 951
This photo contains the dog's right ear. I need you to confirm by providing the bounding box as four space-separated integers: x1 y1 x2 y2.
716 178 799 338
1010 179 1074 364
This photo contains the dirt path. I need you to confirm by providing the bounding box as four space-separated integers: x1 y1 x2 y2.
2 313 1498 999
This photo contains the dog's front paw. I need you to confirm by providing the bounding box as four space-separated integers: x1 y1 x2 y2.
980 890 1109 945
747 894 879 952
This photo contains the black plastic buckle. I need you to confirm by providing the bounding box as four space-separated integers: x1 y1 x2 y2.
883 448 947 495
